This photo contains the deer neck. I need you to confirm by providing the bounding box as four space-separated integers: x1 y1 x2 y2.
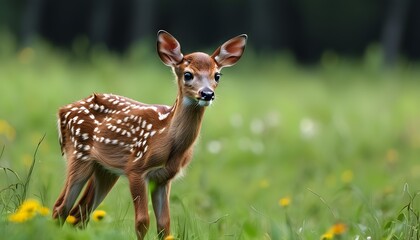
167 95 206 153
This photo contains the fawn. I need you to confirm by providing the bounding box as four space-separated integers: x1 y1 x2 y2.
52 30 247 239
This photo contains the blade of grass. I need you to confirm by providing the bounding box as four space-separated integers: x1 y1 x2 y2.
22 134 46 202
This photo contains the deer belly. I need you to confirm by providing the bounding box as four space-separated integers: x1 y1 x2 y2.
146 165 186 183
90 143 130 176
101 164 126 176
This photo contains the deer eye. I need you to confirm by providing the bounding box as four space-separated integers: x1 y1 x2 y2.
214 73 222 83
184 72 193 81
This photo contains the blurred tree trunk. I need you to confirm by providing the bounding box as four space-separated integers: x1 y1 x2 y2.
20 0 45 47
128 0 156 45
403 0 420 60
249 0 272 52
88 0 113 45
381 0 410 67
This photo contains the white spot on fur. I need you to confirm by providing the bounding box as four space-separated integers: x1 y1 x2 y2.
82 133 89 140
134 152 143 162
158 127 166 134
158 111 170 121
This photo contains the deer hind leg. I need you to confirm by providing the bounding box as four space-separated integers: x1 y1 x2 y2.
69 166 119 227
67 176 95 227
52 180 69 216
52 158 95 223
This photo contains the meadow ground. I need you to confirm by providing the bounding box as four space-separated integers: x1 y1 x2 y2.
1 37 420 239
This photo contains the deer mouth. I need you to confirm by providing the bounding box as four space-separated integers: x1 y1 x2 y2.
183 96 212 107
198 99 213 107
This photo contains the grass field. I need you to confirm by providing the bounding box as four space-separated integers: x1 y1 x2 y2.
1 36 420 239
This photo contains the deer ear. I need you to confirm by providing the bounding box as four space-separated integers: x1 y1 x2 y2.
212 34 247 68
157 30 184 66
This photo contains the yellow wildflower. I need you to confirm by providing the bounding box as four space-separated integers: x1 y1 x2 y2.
320 222 347 239
320 232 334 240
259 179 270 188
329 222 347 235
38 206 50 216
66 215 77 224
386 148 399 164
19 199 41 215
8 199 50 223
22 154 33 168
8 211 31 223
0 119 16 141
92 210 106 222
340 170 353 184
278 196 291 208
164 235 175 240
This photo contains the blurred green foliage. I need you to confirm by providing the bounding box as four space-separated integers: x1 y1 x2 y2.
1 34 420 239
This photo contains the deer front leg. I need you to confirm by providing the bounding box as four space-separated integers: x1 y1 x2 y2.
151 181 172 239
128 173 150 240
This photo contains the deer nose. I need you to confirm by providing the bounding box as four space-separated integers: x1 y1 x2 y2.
199 87 215 101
